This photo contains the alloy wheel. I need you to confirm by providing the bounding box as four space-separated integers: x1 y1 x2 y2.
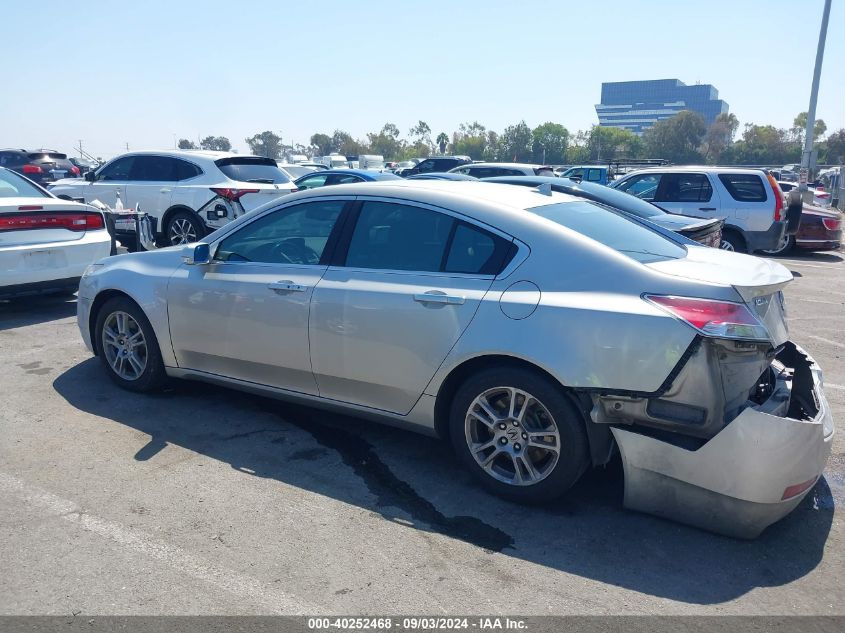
102 311 148 381
169 218 197 245
719 239 735 251
465 386 561 486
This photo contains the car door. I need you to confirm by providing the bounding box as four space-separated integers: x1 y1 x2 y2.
652 172 721 219
166 199 347 394
309 199 513 414
124 155 176 215
85 156 133 207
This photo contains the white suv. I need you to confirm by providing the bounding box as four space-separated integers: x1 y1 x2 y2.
49 150 298 246
448 162 556 178
611 167 793 252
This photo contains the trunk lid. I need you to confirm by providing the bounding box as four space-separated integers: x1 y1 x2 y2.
0 198 99 246
647 245 792 346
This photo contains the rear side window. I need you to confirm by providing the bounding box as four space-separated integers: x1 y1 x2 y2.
175 159 202 180
215 158 291 184
445 223 511 274
527 201 686 264
718 174 768 202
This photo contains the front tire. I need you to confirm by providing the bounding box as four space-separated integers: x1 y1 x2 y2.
165 211 204 246
449 367 589 503
94 296 166 392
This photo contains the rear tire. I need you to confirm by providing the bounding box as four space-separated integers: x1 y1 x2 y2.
94 296 166 392
759 235 795 256
449 367 589 504
165 211 204 246
720 230 746 253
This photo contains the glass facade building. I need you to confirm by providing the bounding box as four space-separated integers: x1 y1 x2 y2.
595 79 729 135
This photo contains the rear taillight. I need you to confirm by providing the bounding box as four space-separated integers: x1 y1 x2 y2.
22 164 42 174
822 217 841 231
0 211 105 232
71 166 81 176
210 187 260 202
782 477 817 500
766 173 784 221
645 295 770 342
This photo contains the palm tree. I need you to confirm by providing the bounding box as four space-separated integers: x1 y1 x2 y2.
436 132 449 155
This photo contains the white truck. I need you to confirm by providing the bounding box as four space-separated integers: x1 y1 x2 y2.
287 154 308 164
314 154 348 169
358 155 385 171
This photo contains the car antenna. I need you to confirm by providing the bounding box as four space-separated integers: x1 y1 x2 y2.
534 183 553 196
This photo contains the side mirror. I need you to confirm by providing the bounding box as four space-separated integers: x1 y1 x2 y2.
85 171 96 182
182 243 211 265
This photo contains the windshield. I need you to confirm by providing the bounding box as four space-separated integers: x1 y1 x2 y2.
215 158 291 184
0 169 50 198
527 200 686 263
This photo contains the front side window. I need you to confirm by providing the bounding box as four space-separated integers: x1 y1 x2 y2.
655 173 713 202
527 200 686 264
416 160 436 173
214 200 343 265
296 174 329 189
328 174 363 185
345 202 453 272
98 156 135 181
585 169 603 182
616 173 661 201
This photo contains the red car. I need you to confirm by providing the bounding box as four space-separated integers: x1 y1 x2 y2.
762 203 842 255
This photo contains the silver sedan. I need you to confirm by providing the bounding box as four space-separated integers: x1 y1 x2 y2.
76 181 834 538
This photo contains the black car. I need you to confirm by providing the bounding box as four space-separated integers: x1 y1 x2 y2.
0 149 79 186
483 175 725 248
397 156 470 177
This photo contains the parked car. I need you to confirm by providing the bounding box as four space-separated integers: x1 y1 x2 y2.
449 163 556 179
0 149 80 186
49 151 298 247
558 165 613 185
69 157 99 177
777 180 832 208
312 155 349 170
760 197 842 255
611 167 796 253
277 162 317 179
294 169 401 190
396 156 471 177
0 167 111 298
358 155 385 171
483 176 723 247
77 180 832 538
393 159 421 174
407 173 479 181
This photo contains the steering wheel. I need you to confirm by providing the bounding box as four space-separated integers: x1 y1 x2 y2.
275 238 320 265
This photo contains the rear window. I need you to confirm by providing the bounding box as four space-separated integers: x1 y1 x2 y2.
718 174 768 202
215 158 291 184
28 152 67 161
0 169 50 198
527 201 686 263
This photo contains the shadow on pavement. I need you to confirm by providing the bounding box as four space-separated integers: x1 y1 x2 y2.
0 294 77 332
53 359 834 605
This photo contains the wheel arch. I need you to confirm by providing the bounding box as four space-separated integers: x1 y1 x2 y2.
432 354 613 466
88 289 144 356
721 225 747 250
160 204 204 237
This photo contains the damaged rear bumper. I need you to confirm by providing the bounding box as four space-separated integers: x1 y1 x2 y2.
612 342 834 539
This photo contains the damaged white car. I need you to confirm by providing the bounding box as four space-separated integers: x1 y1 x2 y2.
75 181 834 538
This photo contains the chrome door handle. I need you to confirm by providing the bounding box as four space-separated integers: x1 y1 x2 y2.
414 292 465 305
268 280 308 292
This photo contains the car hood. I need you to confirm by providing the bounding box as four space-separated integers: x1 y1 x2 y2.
646 245 793 299
98 244 185 270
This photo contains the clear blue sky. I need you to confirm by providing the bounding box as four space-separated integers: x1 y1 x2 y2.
2 0 842 159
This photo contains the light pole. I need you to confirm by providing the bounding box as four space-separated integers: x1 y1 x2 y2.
800 0 832 191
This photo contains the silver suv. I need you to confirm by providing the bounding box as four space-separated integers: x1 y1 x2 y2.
611 167 792 252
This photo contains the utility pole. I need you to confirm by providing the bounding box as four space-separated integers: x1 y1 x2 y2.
800 0 832 191
125 142 130 152
77 140 84 159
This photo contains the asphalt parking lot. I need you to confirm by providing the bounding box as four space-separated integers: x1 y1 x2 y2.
0 249 843 616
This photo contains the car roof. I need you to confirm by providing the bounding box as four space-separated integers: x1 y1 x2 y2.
298 169 399 179
460 162 543 169
622 166 766 175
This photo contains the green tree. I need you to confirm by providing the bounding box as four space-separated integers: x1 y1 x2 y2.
482 131 500 162
435 132 449 154
642 111 707 163
331 130 364 156
715 112 740 141
310 133 333 156
792 112 827 143
586 126 643 161
177 139 197 150
823 129 845 164
452 122 486 159
701 120 732 164
531 122 569 164
498 121 533 162
722 124 796 165
244 131 283 159
366 123 405 160
200 136 231 151
410 121 433 154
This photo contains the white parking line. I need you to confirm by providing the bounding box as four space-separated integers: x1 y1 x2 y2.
786 262 844 270
826 383 845 392
790 297 844 305
0 472 316 614
805 335 845 350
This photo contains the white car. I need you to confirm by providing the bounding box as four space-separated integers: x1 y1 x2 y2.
276 162 317 180
449 162 556 179
49 150 298 247
0 167 111 298
611 167 795 253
